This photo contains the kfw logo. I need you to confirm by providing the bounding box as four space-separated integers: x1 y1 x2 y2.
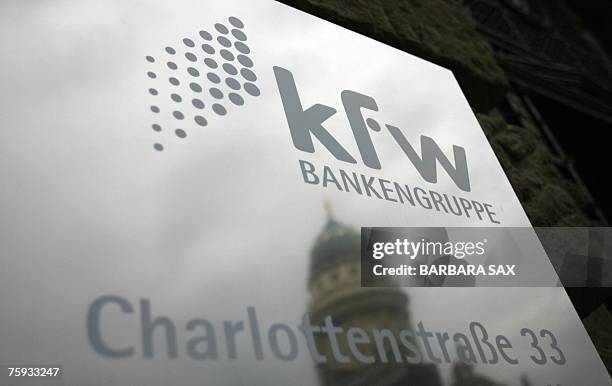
273 67 471 192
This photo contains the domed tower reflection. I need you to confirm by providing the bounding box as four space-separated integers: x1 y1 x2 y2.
306 204 441 386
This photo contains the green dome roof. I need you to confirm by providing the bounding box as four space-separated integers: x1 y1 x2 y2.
309 216 360 285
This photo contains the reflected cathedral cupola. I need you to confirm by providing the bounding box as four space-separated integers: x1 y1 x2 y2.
306 202 442 386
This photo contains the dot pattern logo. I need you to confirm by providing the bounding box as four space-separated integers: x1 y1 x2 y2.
144 16 260 151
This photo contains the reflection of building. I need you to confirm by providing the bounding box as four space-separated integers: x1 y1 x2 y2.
306 207 531 385
452 362 532 386
452 362 503 386
306 209 441 386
